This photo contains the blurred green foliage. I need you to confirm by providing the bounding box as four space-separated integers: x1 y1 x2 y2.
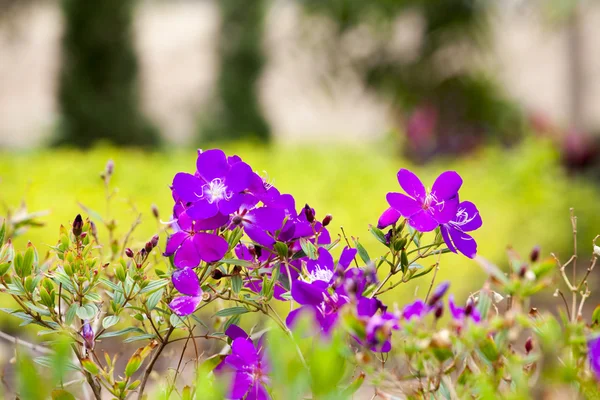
0 139 598 305
200 0 270 142
301 0 524 160
56 0 159 148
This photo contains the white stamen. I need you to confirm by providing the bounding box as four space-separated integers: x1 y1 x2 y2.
304 265 333 284
197 178 231 203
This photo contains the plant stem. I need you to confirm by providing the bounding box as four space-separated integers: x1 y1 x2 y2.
137 326 174 400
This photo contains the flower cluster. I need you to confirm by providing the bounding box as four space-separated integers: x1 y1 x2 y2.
378 169 482 258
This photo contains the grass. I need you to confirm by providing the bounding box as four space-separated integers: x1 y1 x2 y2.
0 139 598 307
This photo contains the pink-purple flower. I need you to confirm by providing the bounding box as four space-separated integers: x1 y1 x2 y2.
169 267 202 316
440 201 482 259
223 337 270 400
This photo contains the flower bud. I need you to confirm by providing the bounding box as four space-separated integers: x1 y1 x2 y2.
322 214 333 227
525 336 533 354
125 248 134 258
518 265 527 278
254 245 262 258
384 230 393 246
464 300 475 317
105 159 114 177
72 214 83 237
211 269 224 280
304 204 315 223
529 245 540 263
434 303 444 319
151 204 159 219
427 281 450 306
81 321 95 350
89 220 98 237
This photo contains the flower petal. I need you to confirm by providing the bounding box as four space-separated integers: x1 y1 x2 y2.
339 246 357 269
291 280 327 305
397 169 426 201
429 194 459 225
431 171 462 201
225 324 249 341
165 231 187 256
245 225 276 248
455 201 482 232
196 149 229 182
173 239 201 268
386 193 422 217
230 370 253 399
408 210 439 232
193 212 230 230
440 225 457 254
231 338 259 365
449 227 477 258
249 207 286 231
172 173 204 203
377 207 401 229
186 200 219 220
169 295 201 316
225 161 253 193
172 267 201 296
245 383 269 400
194 233 228 263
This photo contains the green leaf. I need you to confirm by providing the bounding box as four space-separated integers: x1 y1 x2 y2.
99 277 122 292
369 225 388 246
220 258 252 268
124 334 156 343
299 238 318 260
139 279 169 294
0 220 6 247
214 307 249 317
21 246 35 276
84 292 102 303
64 304 78 325
98 326 144 339
76 304 97 320
273 242 289 258
170 313 186 328
146 289 163 311
231 275 242 294
352 239 370 264
51 390 76 400
227 227 244 250
102 315 120 329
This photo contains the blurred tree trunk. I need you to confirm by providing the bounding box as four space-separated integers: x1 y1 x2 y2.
200 0 271 142
56 0 159 148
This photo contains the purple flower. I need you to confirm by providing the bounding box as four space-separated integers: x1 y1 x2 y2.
364 312 400 352
169 267 202 316
165 230 228 268
287 282 349 334
402 300 428 321
427 281 450 306
448 295 481 325
81 321 94 350
440 201 482 259
224 337 270 400
588 335 600 380
383 169 462 232
172 149 254 220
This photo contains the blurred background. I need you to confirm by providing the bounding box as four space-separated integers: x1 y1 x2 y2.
1 0 600 392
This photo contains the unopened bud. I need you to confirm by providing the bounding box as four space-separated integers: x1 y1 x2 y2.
125 248 134 258
212 270 224 280
465 300 475 317
304 204 315 223
529 246 540 263
150 234 159 249
105 159 114 177
525 336 533 354
518 265 527 278
145 241 153 253
80 232 87 239
151 204 159 219
427 281 450 306
322 214 333 227
384 229 393 246
434 303 444 319
89 221 98 237
72 214 83 237
81 321 95 350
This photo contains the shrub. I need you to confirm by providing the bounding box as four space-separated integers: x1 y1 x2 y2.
0 148 599 399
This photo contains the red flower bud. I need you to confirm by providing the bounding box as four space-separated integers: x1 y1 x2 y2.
72 214 83 237
125 248 134 258
322 214 333 227
525 336 533 354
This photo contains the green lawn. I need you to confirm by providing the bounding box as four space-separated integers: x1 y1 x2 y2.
0 139 598 304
